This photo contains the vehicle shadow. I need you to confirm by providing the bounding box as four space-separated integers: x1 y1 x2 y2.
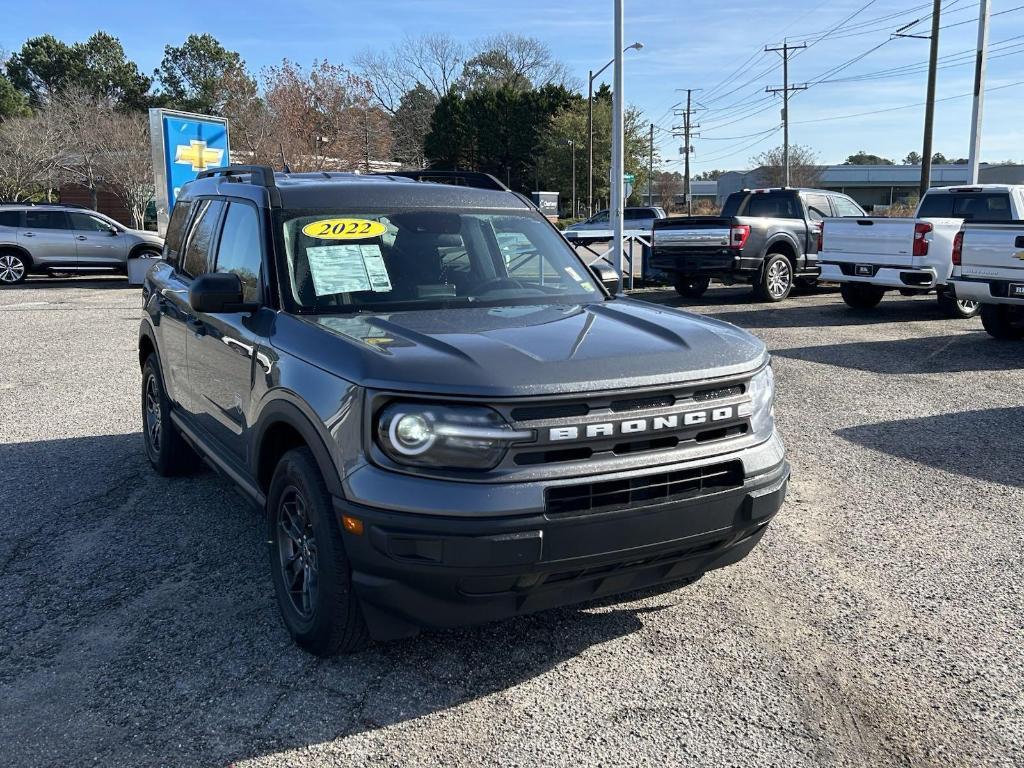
836 407 1024 488
772 331 1024 374
0 432 680 767
16 276 131 290
640 288 962 330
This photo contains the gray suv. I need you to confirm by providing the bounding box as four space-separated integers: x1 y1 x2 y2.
139 166 788 656
0 204 163 285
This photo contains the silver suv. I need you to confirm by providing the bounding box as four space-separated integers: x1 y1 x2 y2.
0 204 164 285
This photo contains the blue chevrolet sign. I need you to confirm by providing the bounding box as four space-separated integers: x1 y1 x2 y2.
148 109 230 234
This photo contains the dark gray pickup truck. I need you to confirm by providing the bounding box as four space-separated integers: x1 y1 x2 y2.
651 188 866 301
138 166 789 655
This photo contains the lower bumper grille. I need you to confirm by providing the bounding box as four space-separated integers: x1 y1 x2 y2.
545 460 744 517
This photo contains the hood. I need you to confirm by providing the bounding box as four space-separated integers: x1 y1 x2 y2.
127 228 164 244
273 298 767 397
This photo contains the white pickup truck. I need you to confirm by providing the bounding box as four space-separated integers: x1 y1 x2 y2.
948 220 1024 339
819 185 1024 318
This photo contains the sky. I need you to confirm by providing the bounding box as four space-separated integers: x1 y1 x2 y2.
2 0 1022 170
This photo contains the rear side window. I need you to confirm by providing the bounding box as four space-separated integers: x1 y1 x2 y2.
25 210 70 230
744 193 800 219
69 212 115 232
164 201 193 266
624 209 653 220
181 200 224 278
831 196 864 217
804 194 832 221
0 210 21 228
214 203 263 303
918 192 1012 221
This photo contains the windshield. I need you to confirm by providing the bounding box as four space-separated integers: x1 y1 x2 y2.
277 208 604 313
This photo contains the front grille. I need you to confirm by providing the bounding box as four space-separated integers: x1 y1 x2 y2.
501 376 755 473
545 460 744 516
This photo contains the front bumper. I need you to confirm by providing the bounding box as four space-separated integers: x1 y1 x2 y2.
335 438 789 640
949 277 1024 306
820 262 939 289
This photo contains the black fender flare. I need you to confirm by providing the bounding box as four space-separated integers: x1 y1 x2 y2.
252 398 344 499
760 233 802 269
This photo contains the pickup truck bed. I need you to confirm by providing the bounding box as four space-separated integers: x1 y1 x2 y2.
819 185 1024 317
949 220 1024 339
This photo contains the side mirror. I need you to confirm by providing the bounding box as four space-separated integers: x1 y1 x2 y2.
588 261 620 293
189 272 251 313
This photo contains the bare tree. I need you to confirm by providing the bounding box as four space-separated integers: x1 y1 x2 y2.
262 60 391 172
653 171 683 212
46 86 109 209
750 144 822 188
461 33 575 92
0 112 60 200
354 32 465 113
98 111 153 228
221 67 275 165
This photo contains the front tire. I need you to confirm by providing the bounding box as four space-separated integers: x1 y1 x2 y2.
268 447 370 656
141 355 199 476
980 304 1024 340
840 282 886 309
936 291 980 319
674 275 710 299
0 251 28 285
753 254 794 302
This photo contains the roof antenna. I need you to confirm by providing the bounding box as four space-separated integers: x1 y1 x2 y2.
278 143 292 174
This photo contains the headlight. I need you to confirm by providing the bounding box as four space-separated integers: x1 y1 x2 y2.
376 402 532 470
745 364 775 437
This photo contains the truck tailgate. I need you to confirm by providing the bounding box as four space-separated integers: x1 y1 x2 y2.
822 217 916 264
652 217 731 249
960 222 1024 279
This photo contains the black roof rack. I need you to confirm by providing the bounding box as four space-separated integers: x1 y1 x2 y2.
379 170 509 192
197 164 277 188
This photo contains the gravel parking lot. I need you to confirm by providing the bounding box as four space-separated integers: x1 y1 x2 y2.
1 277 1022 768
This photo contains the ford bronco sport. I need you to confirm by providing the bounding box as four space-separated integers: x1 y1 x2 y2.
138 165 789 656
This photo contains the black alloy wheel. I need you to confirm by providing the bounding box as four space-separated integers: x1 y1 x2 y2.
276 486 320 621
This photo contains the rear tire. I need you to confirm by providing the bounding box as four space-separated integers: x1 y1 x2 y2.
936 290 980 319
268 447 370 656
980 304 1024 340
753 254 794 302
0 251 28 285
840 282 886 309
673 275 710 299
141 355 200 476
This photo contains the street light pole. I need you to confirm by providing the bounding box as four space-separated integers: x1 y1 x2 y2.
567 139 577 216
587 71 594 217
587 41 642 218
967 0 990 183
611 0 625 293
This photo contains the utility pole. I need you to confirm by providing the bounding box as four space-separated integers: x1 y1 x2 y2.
920 0 943 197
363 108 371 172
672 89 701 215
766 41 807 187
648 123 654 205
967 0 990 183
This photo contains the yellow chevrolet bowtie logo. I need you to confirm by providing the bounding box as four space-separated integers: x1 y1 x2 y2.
175 140 224 171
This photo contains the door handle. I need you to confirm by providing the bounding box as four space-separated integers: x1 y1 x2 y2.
1015 236 1024 248
76 235 88 241
22 232 34 237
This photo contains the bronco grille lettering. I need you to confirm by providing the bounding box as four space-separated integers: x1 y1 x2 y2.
548 405 738 442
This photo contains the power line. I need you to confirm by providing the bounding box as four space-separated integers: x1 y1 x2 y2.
790 78 1024 124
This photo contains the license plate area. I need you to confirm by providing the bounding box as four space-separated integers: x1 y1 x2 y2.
855 264 874 276
1009 282 1024 298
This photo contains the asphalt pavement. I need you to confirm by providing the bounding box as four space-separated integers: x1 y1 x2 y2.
1 276 1022 767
